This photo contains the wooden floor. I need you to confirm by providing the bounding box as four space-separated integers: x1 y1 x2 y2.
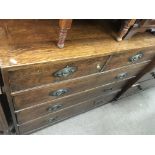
0 20 155 67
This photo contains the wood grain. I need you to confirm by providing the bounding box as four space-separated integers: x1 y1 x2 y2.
1 20 155 68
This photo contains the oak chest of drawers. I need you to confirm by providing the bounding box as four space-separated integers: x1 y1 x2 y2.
0 20 155 134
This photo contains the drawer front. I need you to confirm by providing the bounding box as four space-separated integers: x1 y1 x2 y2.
15 86 123 124
138 68 155 82
104 48 155 71
8 56 108 92
18 92 117 134
12 62 148 110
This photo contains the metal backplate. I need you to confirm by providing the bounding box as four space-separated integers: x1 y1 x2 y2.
116 72 128 80
49 88 70 97
54 66 77 78
129 52 144 63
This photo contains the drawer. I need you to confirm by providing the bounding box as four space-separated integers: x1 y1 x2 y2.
104 48 155 71
138 68 155 82
18 91 118 134
15 85 123 124
8 56 109 92
12 62 148 110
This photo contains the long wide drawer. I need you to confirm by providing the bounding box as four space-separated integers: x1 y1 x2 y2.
8 56 109 92
104 48 155 71
12 62 148 110
18 91 118 134
8 48 155 92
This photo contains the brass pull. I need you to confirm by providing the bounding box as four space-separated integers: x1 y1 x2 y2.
116 72 128 80
49 88 70 97
47 104 63 112
48 116 58 124
151 72 155 78
54 66 77 77
129 52 143 63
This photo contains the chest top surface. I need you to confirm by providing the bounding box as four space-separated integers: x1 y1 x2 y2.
0 19 155 68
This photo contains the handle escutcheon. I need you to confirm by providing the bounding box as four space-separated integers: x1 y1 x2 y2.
54 66 77 78
129 52 143 63
47 104 63 112
49 88 70 97
116 72 128 80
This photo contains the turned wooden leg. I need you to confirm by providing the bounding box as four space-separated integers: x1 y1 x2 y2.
117 19 136 41
57 19 72 48
57 29 68 48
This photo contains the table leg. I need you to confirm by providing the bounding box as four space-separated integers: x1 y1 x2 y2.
57 19 72 48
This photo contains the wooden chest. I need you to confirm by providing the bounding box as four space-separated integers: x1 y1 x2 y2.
0 20 155 134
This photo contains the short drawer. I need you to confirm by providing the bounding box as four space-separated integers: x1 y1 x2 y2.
12 62 148 110
8 56 109 92
15 84 123 124
104 48 155 71
18 91 118 134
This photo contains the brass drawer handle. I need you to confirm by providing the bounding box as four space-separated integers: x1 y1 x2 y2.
116 72 128 80
49 88 70 97
129 52 143 63
151 72 155 78
48 116 58 124
54 66 77 78
47 104 63 112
